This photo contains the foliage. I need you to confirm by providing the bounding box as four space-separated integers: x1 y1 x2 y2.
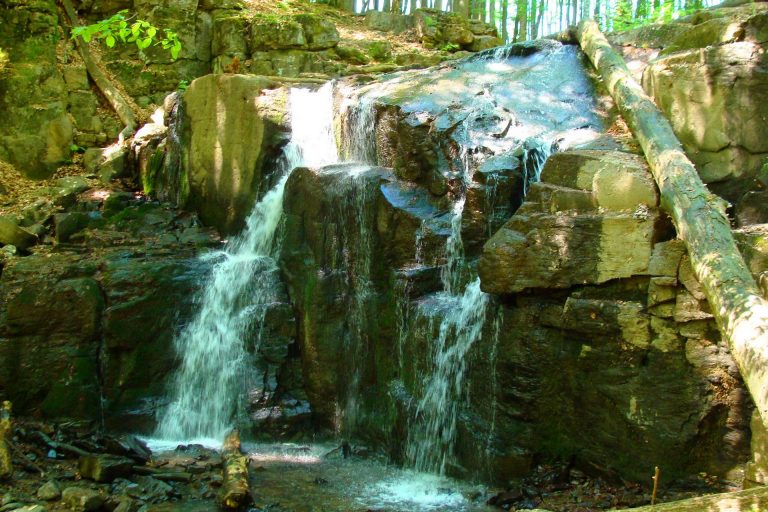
439 42 461 52
70 10 182 60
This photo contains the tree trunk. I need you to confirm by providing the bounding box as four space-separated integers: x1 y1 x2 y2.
219 429 251 510
576 19 768 430
620 486 768 511
501 0 509 41
0 402 12 481
61 0 136 141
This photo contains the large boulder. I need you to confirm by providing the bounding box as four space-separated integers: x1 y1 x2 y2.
0 0 73 178
642 3 768 205
179 74 290 233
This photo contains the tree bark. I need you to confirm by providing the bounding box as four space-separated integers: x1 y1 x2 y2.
61 0 136 141
576 19 768 430
219 429 251 510
619 486 768 511
0 401 12 480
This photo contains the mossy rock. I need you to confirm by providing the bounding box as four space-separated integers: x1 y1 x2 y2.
251 15 307 51
363 40 392 61
335 43 370 65
293 13 339 50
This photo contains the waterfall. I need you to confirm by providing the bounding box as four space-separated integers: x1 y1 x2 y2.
405 114 490 474
155 82 338 443
404 95 554 475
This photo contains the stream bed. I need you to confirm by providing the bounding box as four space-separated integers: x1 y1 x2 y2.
243 442 495 511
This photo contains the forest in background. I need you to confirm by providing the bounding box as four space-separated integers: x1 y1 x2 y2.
316 0 721 40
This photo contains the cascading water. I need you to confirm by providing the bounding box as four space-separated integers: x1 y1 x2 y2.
154 83 338 444
400 47 564 474
405 113 493 475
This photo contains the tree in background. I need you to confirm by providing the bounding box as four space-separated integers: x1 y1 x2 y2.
310 0 716 38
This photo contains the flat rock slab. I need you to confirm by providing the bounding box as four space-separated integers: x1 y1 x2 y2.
479 210 658 294
78 454 134 482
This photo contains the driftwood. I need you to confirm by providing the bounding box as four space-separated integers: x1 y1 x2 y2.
219 429 251 510
35 430 93 458
576 19 768 430
60 0 137 141
0 401 12 480
621 485 768 511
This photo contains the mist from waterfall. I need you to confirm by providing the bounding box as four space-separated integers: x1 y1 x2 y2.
154 83 338 444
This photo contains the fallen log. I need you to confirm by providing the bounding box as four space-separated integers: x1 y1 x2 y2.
576 19 768 430
621 485 768 511
0 401 12 480
219 429 251 510
60 0 137 141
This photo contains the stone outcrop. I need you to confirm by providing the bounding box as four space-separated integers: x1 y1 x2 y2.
177 74 290 233
479 150 661 293
0 0 73 178
413 9 500 51
0 183 303 433
473 148 750 481
641 3 768 213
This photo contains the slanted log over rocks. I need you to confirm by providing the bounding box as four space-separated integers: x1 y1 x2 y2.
576 19 768 430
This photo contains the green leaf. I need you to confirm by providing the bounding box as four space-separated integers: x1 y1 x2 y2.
139 37 152 49
147 27 156 38
105 35 115 47
171 42 181 60
82 32 92 43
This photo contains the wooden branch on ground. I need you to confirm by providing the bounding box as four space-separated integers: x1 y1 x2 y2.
59 0 137 141
619 485 768 511
0 401 12 480
35 431 93 458
219 429 251 510
8 441 45 477
576 19 768 430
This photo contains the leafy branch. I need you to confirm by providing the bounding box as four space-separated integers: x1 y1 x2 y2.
70 10 182 60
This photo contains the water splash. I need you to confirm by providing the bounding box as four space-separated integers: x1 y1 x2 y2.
406 280 489 474
155 83 338 443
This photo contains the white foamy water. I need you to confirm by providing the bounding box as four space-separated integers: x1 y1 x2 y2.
154 83 338 444
367 472 469 510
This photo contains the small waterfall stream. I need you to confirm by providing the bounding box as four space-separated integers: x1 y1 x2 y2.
155 83 338 444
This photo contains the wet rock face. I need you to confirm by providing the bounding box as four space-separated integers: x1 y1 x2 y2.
339 41 606 256
641 3 768 209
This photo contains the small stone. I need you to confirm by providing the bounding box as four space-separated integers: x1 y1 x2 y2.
54 212 91 244
0 216 38 250
61 486 105 512
78 454 134 483
37 480 62 501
